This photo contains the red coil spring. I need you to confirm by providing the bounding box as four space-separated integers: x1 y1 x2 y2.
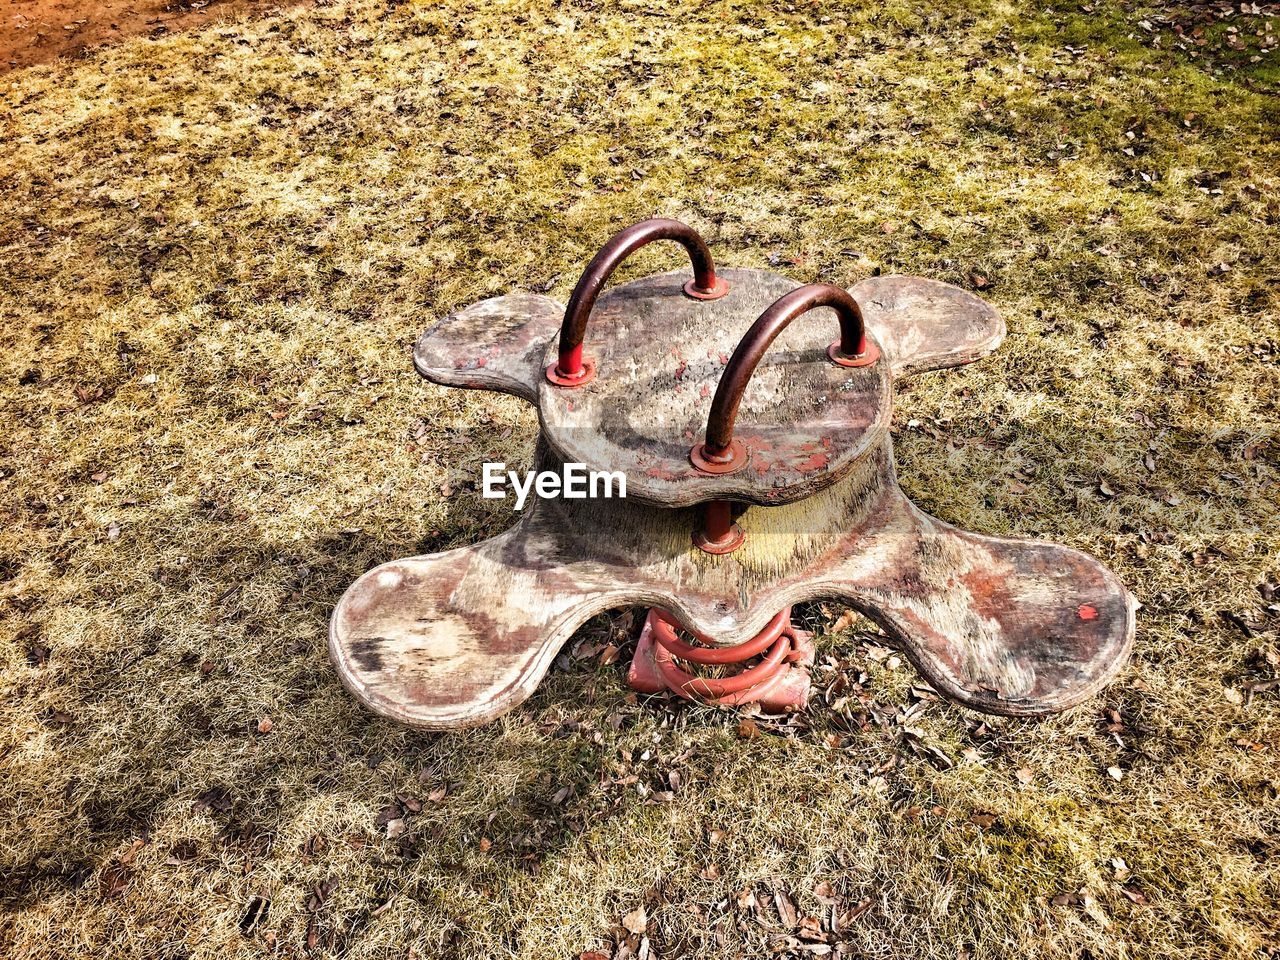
647 607 799 702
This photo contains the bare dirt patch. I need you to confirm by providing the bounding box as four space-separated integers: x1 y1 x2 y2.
1 0 301 72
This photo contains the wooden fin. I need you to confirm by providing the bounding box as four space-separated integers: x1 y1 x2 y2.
414 293 564 403
329 524 632 729
832 496 1135 716
852 276 1005 378
330 439 1133 728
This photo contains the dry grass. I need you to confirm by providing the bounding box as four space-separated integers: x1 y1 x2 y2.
1 0 1278 957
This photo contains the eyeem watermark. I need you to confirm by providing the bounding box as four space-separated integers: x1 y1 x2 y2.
482 462 626 511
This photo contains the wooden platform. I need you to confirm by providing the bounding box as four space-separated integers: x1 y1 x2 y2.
414 271 1002 507
331 441 1134 729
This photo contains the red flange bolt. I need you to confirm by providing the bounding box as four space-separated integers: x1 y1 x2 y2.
547 218 729 388
693 500 745 555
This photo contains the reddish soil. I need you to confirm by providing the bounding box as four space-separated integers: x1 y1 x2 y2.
1 0 298 73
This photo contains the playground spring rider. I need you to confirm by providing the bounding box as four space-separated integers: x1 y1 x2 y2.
330 218 1134 728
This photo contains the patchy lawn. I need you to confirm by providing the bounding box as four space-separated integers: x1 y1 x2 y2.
0 0 1277 957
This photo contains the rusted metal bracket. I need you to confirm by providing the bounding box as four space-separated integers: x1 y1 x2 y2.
550 218 728 386
690 282 880 478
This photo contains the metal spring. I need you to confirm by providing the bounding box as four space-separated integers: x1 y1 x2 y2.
646 607 800 701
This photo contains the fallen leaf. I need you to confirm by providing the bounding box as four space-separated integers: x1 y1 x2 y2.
1107 766 1124 781
841 898 874 924
773 888 798 928
98 862 133 898
737 718 760 740
830 609 859 634
192 786 232 814
621 905 648 934
797 915 826 942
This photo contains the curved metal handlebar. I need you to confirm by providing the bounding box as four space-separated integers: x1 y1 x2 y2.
690 283 879 474
547 218 729 386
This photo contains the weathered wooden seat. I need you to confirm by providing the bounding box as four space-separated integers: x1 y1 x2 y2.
412 271 1001 507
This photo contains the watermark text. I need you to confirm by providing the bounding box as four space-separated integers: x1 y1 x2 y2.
482 462 626 511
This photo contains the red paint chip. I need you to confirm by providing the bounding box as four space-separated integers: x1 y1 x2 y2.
1077 604 1099 621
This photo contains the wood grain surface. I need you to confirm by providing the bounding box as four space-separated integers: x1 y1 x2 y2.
851 275 1005 377
413 292 563 404
536 268 891 507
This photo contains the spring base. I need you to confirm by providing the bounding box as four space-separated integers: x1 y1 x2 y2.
626 607 815 711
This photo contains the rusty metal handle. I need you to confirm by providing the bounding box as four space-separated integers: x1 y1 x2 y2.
547 218 729 387
690 283 880 474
